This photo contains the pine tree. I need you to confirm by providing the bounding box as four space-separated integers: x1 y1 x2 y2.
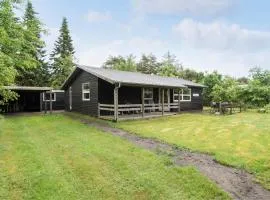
137 53 160 74
50 17 75 88
16 0 49 86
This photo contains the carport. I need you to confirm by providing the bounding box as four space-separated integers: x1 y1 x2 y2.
1 86 54 113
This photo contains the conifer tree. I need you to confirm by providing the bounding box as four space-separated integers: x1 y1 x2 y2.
50 17 75 88
16 0 49 86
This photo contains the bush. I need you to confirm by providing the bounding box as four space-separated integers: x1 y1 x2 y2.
264 104 270 112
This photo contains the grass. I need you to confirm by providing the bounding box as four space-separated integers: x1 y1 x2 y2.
0 114 229 200
116 112 270 190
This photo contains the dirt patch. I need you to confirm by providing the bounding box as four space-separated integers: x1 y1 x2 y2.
69 115 270 200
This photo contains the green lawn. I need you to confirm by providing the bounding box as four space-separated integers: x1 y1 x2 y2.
0 114 229 200
116 112 270 190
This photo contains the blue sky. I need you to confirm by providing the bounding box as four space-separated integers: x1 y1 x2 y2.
25 0 270 76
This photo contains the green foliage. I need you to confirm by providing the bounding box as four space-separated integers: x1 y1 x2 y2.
103 54 137 72
202 71 222 105
178 68 205 83
0 0 30 104
16 1 49 86
239 68 270 107
211 76 240 103
50 17 75 88
51 55 74 88
137 53 160 74
157 52 181 77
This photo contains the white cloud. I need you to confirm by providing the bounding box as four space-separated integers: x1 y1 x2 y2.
78 38 166 67
86 11 112 23
78 34 270 77
132 0 234 15
172 18 270 52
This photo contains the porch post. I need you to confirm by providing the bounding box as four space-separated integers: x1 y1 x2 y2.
162 88 164 116
178 89 181 113
40 92 42 112
49 91 52 114
141 88 145 117
114 86 119 121
167 89 170 111
44 92 47 114
97 103 100 118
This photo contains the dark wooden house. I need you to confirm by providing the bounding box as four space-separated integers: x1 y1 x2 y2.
1 86 65 113
62 65 205 121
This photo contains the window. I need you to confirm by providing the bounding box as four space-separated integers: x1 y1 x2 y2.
173 88 191 102
82 83 90 101
144 88 153 100
43 92 56 101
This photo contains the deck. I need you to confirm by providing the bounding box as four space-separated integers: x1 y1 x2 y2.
100 111 178 121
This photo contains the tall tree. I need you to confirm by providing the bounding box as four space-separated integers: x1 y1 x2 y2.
202 71 222 105
211 76 240 103
50 17 75 88
103 55 137 72
137 53 160 74
178 68 205 83
15 0 49 86
158 52 181 77
0 0 34 105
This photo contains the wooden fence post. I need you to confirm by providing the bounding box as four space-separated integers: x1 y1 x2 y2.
49 91 52 114
114 86 119 121
40 93 43 112
162 88 164 116
44 92 47 114
178 89 181 113
141 88 145 117
97 103 100 118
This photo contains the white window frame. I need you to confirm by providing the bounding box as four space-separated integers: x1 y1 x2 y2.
82 82 90 101
173 88 192 102
43 92 56 102
144 88 153 101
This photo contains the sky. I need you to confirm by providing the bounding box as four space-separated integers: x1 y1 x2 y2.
22 0 270 77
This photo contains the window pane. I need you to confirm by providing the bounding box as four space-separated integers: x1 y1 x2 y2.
45 93 50 100
83 83 90 90
83 93 90 100
45 93 55 101
183 88 191 95
183 96 191 101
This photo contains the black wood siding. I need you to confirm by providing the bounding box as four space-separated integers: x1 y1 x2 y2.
42 92 65 110
64 70 99 116
64 70 203 116
174 87 203 111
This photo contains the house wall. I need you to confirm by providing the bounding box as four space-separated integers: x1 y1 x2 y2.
42 92 65 110
64 70 99 116
98 82 203 111
63 70 203 116
170 87 203 111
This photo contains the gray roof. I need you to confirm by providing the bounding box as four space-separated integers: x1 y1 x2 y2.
3 86 52 91
62 65 205 89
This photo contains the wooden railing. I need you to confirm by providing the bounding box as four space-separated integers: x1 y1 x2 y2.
98 102 179 117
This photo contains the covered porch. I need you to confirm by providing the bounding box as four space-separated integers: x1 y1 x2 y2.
97 79 184 121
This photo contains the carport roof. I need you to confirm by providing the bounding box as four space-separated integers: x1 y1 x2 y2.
3 86 52 91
